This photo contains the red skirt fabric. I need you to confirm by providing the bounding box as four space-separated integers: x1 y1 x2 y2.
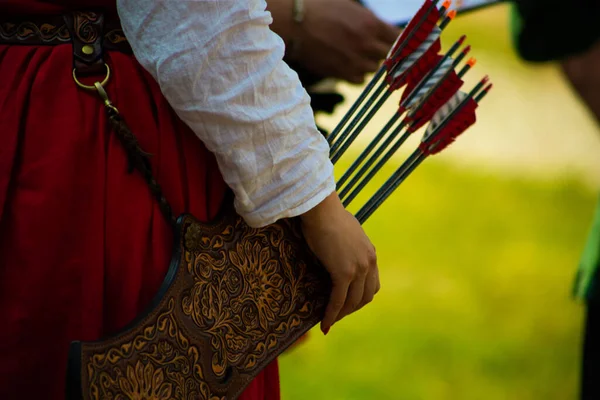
0 24 280 400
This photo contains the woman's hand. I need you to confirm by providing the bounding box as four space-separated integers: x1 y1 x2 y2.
300 191 380 334
291 0 400 84
267 0 400 84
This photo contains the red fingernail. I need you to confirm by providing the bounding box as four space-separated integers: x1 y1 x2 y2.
323 327 330 335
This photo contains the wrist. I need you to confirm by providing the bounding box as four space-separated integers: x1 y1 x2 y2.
299 190 344 226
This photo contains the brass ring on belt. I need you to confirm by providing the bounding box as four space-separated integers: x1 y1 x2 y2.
72 63 111 90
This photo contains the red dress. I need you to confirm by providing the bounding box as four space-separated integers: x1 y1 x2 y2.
0 1 280 398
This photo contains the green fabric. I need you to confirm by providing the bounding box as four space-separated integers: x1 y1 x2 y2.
574 198 600 301
508 3 522 53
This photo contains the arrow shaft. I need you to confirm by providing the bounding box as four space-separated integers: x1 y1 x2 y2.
329 80 387 152
327 66 386 145
341 45 469 204
331 90 393 163
474 83 492 102
336 112 402 190
342 127 411 207
356 151 425 224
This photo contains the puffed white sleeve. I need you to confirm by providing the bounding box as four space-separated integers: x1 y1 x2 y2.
116 0 335 228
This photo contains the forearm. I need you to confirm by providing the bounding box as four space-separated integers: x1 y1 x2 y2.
117 0 335 228
561 39 600 125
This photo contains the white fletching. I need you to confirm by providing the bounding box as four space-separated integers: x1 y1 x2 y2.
405 57 454 111
390 26 441 80
422 90 467 142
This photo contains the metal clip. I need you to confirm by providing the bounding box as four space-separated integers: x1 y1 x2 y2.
72 63 118 114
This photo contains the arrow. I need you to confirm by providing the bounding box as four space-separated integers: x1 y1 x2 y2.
354 77 492 223
327 0 452 152
337 38 471 205
329 7 457 163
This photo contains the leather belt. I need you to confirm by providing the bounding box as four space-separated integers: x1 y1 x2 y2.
0 11 132 75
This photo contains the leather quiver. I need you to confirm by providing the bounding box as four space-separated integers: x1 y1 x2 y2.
66 199 331 399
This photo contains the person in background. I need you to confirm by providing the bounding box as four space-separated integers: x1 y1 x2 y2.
510 1 600 398
267 0 401 122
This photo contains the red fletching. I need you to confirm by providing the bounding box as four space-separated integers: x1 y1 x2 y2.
389 40 441 91
398 53 442 107
406 69 464 132
385 0 441 69
419 97 478 155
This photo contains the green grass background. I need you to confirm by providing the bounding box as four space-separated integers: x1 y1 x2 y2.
280 159 593 400
278 3 599 399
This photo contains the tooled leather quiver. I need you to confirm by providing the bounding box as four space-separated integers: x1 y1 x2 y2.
66 198 331 400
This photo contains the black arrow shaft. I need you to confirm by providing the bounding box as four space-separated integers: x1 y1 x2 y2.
331 89 393 163
336 112 403 191
327 66 386 145
356 151 425 224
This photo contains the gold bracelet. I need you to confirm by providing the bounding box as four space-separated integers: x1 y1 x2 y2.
292 0 304 23
287 0 304 60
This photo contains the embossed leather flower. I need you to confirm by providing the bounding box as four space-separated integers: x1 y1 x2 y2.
279 239 298 263
223 266 243 297
156 341 174 359
177 219 327 379
117 361 173 400
225 333 247 353
198 285 220 321
230 241 284 331
240 302 259 328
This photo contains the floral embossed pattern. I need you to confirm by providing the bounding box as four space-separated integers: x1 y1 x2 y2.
181 216 330 378
0 21 70 42
74 209 331 399
0 14 128 48
73 11 100 43
83 299 224 400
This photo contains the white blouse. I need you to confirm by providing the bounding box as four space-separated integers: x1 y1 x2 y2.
117 0 335 228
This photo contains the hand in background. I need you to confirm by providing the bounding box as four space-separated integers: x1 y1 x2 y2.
271 0 401 84
296 0 399 83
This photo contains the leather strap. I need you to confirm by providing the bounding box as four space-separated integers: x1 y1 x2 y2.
0 12 132 63
63 11 106 76
2 11 173 223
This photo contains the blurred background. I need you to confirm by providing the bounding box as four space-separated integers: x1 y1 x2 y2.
279 3 600 399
